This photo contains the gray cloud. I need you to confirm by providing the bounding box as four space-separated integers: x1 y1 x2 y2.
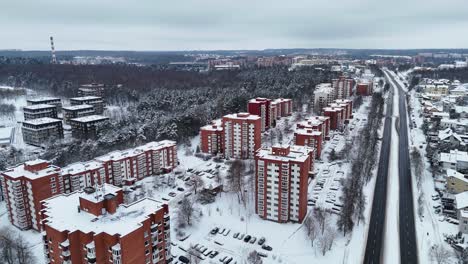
1 0 467 50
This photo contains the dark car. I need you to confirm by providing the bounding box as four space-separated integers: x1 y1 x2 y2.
225 257 233 264
210 251 219 258
177 187 185 192
258 237 266 245
262 245 272 251
178 255 190 263
210 227 219 235
243 235 251 243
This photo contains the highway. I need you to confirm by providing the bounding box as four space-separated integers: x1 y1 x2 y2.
389 71 419 264
363 77 394 264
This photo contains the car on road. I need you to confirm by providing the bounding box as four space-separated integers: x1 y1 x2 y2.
178 256 190 263
243 235 251 242
258 237 266 245
210 227 219 235
177 187 185 192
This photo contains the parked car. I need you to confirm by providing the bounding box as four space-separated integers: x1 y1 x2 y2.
249 237 256 244
262 245 273 251
258 237 266 245
233 232 239 239
211 227 219 235
225 257 233 264
178 256 190 263
210 251 219 258
238 234 245 240
177 187 185 192
169 192 177 197
243 235 251 243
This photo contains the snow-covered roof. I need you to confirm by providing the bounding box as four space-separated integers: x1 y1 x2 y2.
26 97 60 103
447 169 468 184
295 127 322 136
248 98 270 103
70 115 108 123
42 185 164 236
223 112 261 121
455 106 468 114
22 117 62 126
61 160 103 175
440 150 468 164
23 104 55 110
455 191 468 210
256 145 313 163
438 128 462 142
62 104 94 111
70 96 102 101
95 140 176 162
2 160 60 180
201 119 222 132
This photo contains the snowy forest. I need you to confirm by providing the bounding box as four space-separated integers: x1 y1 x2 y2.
0 63 339 166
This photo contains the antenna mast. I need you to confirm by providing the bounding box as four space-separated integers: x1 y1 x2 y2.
50 36 57 64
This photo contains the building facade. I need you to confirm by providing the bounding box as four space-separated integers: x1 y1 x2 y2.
70 96 105 114
26 97 62 111
1 160 62 231
332 76 354 99
22 117 64 146
23 104 58 120
69 115 109 139
248 98 272 132
323 107 344 130
78 83 105 97
313 83 336 114
356 82 373 96
200 119 223 155
62 105 95 124
255 145 313 223
41 184 171 264
222 113 262 159
294 128 322 158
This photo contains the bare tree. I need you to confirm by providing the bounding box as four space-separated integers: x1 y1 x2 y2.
228 160 246 205
318 224 337 256
315 208 329 235
303 214 319 247
246 250 263 264
0 227 36 264
191 174 205 195
187 247 202 264
178 197 197 226
429 244 452 264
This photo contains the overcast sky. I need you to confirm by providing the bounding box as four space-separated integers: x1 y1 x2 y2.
1 0 468 51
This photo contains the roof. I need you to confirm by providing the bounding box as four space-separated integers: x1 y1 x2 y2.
455 106 468 114
2 160 60 180
22 117 62 126
438 128 462 142
440 150 468 164
23 104 55 110
70 96 102 101
62 104 94 111
223 112 260 121
295 127 322 136
447 169 468 184
455 191 468 209
26 97 60 103
201 119 222 132
256 145 313 163
42 185 164 236
70 115 108 123
61 160 103 175
95 140 176 162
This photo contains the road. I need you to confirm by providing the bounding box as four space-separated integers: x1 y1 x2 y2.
363 78 394 263
388 71 419 264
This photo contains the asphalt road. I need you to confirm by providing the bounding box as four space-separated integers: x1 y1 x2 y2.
390 72 419 264
363 79 394 264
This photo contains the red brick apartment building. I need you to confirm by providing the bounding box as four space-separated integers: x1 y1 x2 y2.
323 107 344 130
255 145 314 223
332 76 354 99
1 160 62 231
333 99 353 120
222 113 262 159
271 98 293 118
200 119 224 155
294 128 323 158
297 116 331 141
248 98 272 132
356 81 374 96
41 184 171 264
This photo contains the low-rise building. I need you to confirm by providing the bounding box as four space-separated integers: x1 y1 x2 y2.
40 184 171 264
23 104 58 120
1 159 62 231
70 96 105 114
22 117 63 146
255 145 314 223
447 169 468 194
26 97 62 111
200 119 223 155
440 150 468 171
62 104 95 124
69 115 109 139
222 113 262 159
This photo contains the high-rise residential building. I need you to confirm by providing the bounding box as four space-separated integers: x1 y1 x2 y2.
255 145 314 223
22 117 64 146
313 83 336 114
323 107 344 130
332 76 354 99
78 83 105 97
294 128 323 158
23 104 58 120
333 99 353 121
27 97 62 111
248 98 272 132
222 113 262 159
95 140 178 186
356 81 374 96
69 115 109 139
272 98 293 117
62 105 95 124
70 96 105 114
60 161 106 193
41 184 171 264
1 160 62 231
297 116 331 141
200 119 224 155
